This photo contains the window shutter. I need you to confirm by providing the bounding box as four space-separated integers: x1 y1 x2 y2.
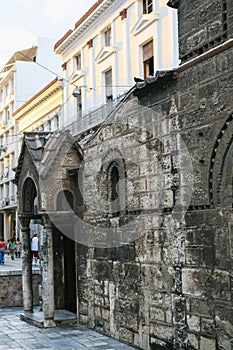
105 69 113 99
143 40 153 61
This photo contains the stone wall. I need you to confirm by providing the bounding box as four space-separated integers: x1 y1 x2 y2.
76 39 233 349
178 0 228 62
0 272 41 308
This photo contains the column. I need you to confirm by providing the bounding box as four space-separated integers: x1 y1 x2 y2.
19 216 33 312
41 215 56 328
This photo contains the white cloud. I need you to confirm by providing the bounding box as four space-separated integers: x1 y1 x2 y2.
0 0 96 69
0 25 36 68
43 0 96 26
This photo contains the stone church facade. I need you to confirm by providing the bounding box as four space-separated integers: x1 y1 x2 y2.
15 0 232 349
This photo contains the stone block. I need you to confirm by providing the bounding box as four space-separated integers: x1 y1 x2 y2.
187 315 200 332
150 322 174 342
118 327 134 344
102 308 110 321
150 307 165 322
200 337 216 350
187 333 199 350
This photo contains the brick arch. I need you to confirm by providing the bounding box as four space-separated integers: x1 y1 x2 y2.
210 114 233 208
46 180 74 212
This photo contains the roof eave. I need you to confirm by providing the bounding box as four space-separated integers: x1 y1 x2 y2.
54 0 114 54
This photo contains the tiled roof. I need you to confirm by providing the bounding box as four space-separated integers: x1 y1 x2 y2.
14 131 83 185
134 70 177 90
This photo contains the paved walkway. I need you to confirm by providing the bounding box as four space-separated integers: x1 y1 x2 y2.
0 307 137 350
0 254 40 275
0 256 137 349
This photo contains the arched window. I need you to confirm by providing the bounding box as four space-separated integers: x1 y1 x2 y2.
109 165 120 217
22 177 37 213
107 161 122 217
57 190 73 211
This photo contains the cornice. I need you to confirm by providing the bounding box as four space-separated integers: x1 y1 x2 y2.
54 0 116 54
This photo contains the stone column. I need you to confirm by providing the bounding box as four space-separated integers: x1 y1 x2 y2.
41 215 56 328
19 216 33 312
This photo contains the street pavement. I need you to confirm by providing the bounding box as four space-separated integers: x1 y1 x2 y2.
0 253 23 272
0 254 40 275
0 255 137 350
0 307 137 349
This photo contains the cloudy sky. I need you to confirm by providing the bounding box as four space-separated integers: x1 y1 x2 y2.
0 0 96 69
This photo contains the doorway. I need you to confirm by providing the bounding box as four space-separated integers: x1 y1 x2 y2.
64 235 76 313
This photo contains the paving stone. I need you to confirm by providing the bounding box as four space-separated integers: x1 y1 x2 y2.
0 307 136 349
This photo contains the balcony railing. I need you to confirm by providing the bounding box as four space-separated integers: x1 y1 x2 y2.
66 93 126 137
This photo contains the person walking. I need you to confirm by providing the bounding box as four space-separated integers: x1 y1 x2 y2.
0 236 6 264
15 237 22 258
9 238 16 260
31 233 39 266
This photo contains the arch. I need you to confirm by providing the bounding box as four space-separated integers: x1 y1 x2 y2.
108 161 120 217
22 177 37 214
56 189 74 211
219 140 233 208
210 114 233 208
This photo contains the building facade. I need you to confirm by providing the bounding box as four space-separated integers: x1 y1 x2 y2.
0 38 61 240
54 0 179 136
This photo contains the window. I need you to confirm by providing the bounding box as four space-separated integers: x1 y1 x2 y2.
54 115 59 130
57 190 74 211
76 53 81 70
105 69 113 101
105 27 111 46
76 92 82 117
46 120 51 131
5 84 9 98
143 0 153 14
109 164 120 217
143 40 154 78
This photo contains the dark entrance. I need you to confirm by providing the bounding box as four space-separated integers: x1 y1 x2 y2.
64 235 76 313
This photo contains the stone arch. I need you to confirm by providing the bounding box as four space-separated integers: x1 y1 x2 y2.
210 113 233 208
219 140 233 208
45 180 74 212
56 189 74 211
100 149 127 218
22 177 38 214
108 161 120 217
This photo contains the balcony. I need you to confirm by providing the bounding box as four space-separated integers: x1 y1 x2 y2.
1 197 9 207
67 93 126 137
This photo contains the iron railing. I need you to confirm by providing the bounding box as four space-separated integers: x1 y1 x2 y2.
65 93 126 137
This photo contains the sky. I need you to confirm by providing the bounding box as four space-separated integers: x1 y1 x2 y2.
0 0 96 69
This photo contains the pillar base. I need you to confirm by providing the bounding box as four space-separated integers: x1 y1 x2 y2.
44 318 56 328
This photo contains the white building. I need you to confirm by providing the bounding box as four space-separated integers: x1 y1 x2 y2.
0 38 61 240
54 0 179 135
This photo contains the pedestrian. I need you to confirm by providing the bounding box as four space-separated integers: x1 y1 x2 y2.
6 239 11 255
9 238 16 260
15 237 22 258
0 236 6 264
31 233 39 266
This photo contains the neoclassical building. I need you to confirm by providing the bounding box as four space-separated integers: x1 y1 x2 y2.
0 38 61 241
54 0 179 135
